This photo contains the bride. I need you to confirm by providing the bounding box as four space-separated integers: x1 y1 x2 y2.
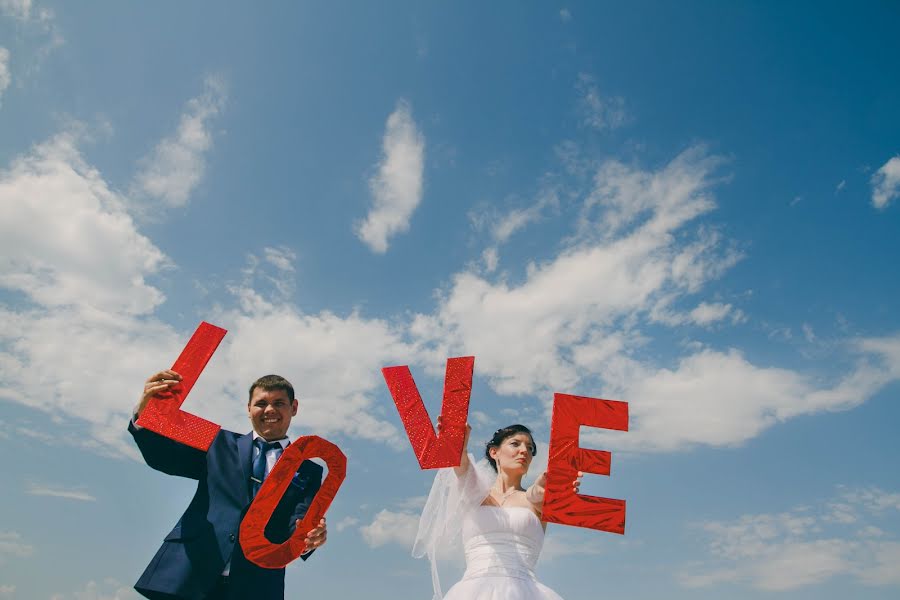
414 418 582 599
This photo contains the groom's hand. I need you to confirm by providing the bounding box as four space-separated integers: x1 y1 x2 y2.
302 517 327 554
135 369 183 419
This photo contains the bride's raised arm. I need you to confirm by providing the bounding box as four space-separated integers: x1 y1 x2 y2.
525 471 584 511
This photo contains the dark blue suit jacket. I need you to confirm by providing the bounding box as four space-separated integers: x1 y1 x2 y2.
129 422 322 600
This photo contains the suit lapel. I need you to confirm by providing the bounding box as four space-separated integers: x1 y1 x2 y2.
238 432 254 505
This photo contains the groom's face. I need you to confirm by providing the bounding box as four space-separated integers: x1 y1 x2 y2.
248 387 298 441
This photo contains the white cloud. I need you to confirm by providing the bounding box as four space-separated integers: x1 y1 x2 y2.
839 487 900 513
0 0 32 20
651 300 741 327
0 305 181 457
577 74 628 132
0 531 34 559
689 302 738 325
0 130 167 315
204 284 410 445
871 155 900 209
591 335 900 452
481 187 560 246
359 508 419 549
410 147 900 453
481 247 498 273
0 127 184 457
334 516 360 532
681 487 900 590
471 186 560 273
132 75 227 208
0 128 410 456
0 47 10 106
25 482 96 501
356 100 425 253
0 270 411 458
263 246 296 273
559 8 572 23
411 147 737 397
0 0 63 69
0 584 14 598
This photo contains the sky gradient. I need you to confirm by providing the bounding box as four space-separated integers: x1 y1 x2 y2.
1 2 899 599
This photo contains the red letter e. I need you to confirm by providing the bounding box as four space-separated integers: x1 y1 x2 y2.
543 393 628 534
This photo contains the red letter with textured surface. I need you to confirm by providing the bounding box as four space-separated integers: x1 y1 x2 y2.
543 393 628 534
382 356 474 469
240 436 347 568
136 321 226 452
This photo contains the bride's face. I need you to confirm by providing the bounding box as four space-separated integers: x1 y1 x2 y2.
491 433 535 474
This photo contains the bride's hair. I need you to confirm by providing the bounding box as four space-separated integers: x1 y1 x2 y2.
484 424 537 472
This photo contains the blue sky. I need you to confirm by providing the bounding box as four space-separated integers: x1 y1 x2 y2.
1 2 899 599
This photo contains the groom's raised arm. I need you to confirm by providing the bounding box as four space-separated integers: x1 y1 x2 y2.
128 369 207 480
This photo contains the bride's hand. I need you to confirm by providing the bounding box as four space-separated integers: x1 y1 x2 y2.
573 471 583 494
526 470 583 507
437 415 471 475
526 471 547 506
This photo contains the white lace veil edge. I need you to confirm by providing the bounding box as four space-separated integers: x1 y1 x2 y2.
412 454 495 600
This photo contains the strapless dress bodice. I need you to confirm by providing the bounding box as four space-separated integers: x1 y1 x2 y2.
460 506 545 582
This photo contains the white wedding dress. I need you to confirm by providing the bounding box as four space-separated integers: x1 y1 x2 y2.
414 456 564 600
441 506 563 600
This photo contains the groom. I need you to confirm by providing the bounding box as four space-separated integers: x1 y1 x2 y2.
129 370 327 600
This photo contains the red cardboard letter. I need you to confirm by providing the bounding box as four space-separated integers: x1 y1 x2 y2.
543 393 628 534
382 356 474 469
136 321 226 451
240 436 347 568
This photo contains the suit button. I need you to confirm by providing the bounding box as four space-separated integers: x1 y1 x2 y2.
229 534 235 542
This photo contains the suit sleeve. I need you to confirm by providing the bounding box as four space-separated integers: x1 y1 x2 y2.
128 419 207 480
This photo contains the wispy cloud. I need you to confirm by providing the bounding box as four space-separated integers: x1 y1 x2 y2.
470 185 560 272
26 482 97 501
49 578 140 600
651 300 744 328
577 73 628 132
334 516 360 532
871 155 900 209
132 75 227 209
0 531 34 560
0 0 64 70
681 487 900 590
356 100 425 253
263 246 296 273
0 0 34 21
359 508 419 549
0 47 10 106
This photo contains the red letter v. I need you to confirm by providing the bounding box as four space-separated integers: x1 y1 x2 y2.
382 357 474 469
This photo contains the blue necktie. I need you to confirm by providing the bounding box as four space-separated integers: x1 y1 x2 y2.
251 440 281 498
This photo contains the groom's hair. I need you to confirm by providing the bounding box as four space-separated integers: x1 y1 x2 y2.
485 424 537 472
248 374 295 404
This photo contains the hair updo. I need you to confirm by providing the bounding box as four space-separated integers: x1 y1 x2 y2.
484 424 537 472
